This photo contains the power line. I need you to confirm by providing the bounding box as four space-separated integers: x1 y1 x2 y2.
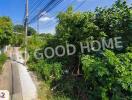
74 0 87 11
27 0 87 33
28 0 51 21
29 0 57 23
29 0 45 17
36 0 76 25
28 0 75 25
39 0 64 18
35 0 76 33
32 0 80 33
29 0 40 9
35 0 86 31
29 0 64 24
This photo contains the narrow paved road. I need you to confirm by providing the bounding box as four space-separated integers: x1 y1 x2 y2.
11 61 23 100
0 47 37 100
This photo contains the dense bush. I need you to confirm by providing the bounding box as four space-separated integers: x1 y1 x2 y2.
0 17 13 48
27 0 132 99
33 60 62 82
81 50 132 99
0 53 7 73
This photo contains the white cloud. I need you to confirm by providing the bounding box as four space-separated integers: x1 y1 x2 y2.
39 16 54 22
39 16 56 22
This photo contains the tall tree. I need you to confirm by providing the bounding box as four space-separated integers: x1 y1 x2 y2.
14 24 37 36
95 0 132 47
0 16 13 48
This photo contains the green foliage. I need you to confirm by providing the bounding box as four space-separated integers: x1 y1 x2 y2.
56 7 104 47
27 34 47 72
27 34 62 83
0 16 13 48
0 53 7 73
29 60 62 84
52 95 72 100
95 0 132 47
27 34 53 68
27 34 45 51
81 50 132 99
28 26 37 35
11 33 24 46
26 0 132 99
14 24 37 36
14 25 25 34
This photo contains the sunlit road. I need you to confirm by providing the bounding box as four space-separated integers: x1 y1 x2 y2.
11 61 23 100
0 47 37 100
11 47 37 100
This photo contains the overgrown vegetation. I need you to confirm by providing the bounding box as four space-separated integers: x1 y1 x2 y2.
0 53 7 73
27 0 132 100
14 24 37 36
0 16 13 73
0 16 13 48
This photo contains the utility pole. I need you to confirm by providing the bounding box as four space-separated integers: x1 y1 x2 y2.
24 0 28 65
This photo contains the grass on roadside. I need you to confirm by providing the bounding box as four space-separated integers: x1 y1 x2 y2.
38 81 72 100
38 82 53 100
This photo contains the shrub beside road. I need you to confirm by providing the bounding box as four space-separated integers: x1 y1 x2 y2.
0 54 7 73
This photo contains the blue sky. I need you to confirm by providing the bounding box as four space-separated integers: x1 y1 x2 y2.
0 0 132 34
